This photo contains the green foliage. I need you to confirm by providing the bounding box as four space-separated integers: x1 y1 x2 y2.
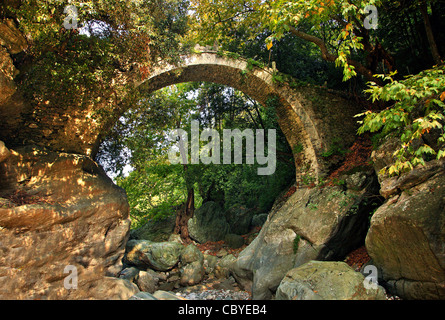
307 202 318 211
7 0 189 113
356 65 445 176
97 82 295 226
189 0 386 85
19 34 118 110
245 58 265 71
321 138 349 158
264 0 381 80
115 164 187 228
375 0 445 75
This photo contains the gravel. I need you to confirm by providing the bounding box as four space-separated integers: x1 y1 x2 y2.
173 277 251 300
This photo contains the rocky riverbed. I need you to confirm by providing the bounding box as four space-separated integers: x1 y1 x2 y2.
123 240 402 301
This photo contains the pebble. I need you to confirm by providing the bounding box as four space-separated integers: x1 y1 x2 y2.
175 288 251 300
173 277 251 300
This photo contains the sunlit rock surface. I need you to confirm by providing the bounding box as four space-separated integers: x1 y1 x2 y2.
0 145 130 299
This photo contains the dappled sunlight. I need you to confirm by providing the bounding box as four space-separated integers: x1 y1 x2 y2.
76 178 86 187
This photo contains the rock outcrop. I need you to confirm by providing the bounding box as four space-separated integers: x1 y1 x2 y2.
365 137 445 299
0 19 27 104
230 169 381 299
0 144 131 299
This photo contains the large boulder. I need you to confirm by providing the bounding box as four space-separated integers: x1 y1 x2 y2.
276 260 386 300
124 239 184 271
225 205 256 235
188 201 230 243
231 170 380 299
179 244 205 286
0 146 131 299
203 254 219 275
366 167 445 299
224 233 245 249
130 214 176 242
365 136 445 300
214 254 237 279
251 213 268 228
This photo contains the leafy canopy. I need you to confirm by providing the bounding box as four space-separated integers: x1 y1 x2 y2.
189 0 383 81
7 0 189 112
357 65 445 176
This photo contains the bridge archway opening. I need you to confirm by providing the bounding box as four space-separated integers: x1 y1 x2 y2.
97 51 324 183
96 80 298 218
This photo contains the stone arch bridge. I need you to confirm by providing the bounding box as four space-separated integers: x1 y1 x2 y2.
0 49 362 181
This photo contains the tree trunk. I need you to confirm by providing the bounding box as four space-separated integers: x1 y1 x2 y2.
420 1 442 65
174 187 195 243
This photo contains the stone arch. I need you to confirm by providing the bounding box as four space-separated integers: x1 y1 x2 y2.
105 49 362 181
131 51 321 179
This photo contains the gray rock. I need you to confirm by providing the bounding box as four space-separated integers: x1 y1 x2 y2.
345 172 368 190
118 267 139 282
276 261 386 300
379 159 445 198
180 260 205 286
215 254 236 279
188 201 230 243
366 169 445 299
168 233 183 243
129 291 158 300
136 269 163 293
251 213 268 227
130 215 176 242
181 244 204 265
124 239 184 271
225 206 255 235
203 254 219 275
224 233 245 249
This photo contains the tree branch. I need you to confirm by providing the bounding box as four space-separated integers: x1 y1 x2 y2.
288 26 383 86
